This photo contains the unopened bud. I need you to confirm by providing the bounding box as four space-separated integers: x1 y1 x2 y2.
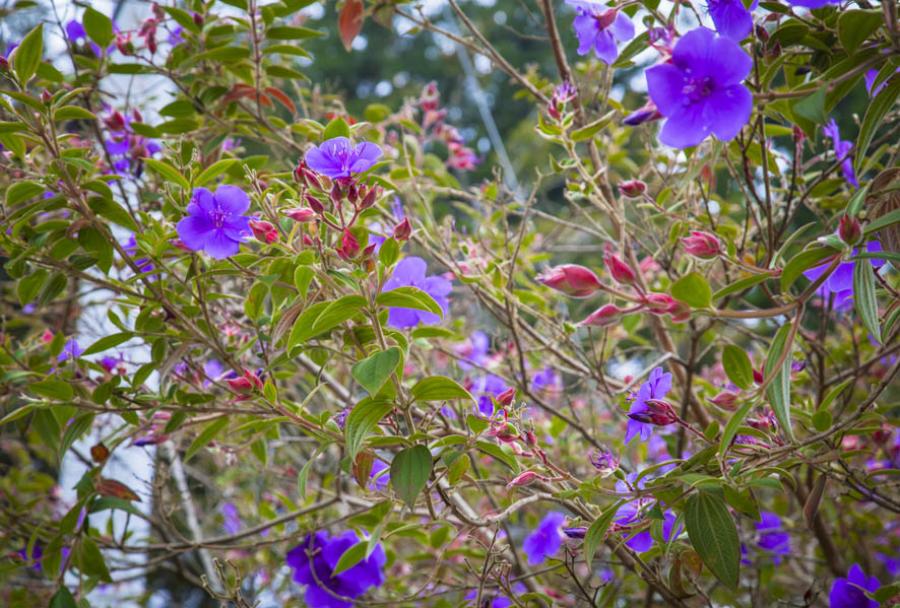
249 219 278 243
392 218 412 241
359 186 379 209
506 470 539 488
563 527 587 539
838 215 862 246
192 12 204 27
627 399 678 427
536 264 602 297
496 387 515 406
682 231 722 259
579 303 623 327
336 229 359 260
618 179 646 198
305 194 325 214
41 90 52 105
603 246 637 285
284 207 316 222
709 391 739 410
641 292 676 314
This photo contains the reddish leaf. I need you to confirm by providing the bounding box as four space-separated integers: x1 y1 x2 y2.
265 87 297 115
96 478 141 502
90 442 109 463
352 450 374 488
338 0 364 52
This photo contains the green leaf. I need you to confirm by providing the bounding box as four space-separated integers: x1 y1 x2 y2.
781 247 836 292
671 273 712 309
712 273 770 301
390 445 432 508
332 540 367 576
82 332 133 356
719 399 754 455
145 158 191 190
17 268 48 305
685 491 740 589
84 7 115 47
54 106 97 121
287 295 366 348
195 159 239 187
352 347 402 395
764 322 794 441
12 24 43 83
89 197 139 232
570 112 614 142
837 10 884 54
722 345 754 390
31 378 74 400
376 286 443 317
345 398 394 461
49 587 77 608
584 500 623 569
76 537 112 582
378 238 400 267
6 180 44 206
792 89 826 125
323 117 351 140
853 258 881 343
184 417 229 462
863 208 900 237
855 78 900 175
266 25 323 39
410 376 473 402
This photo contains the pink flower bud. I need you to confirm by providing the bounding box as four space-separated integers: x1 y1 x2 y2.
682 231 722 259
579 303 622 327
668 301 692 323
838 215 862 246
293 161 322 189
41 90 52 105
284 208 316 222
336 229 360 260
359 186 379 210
641 292 676 314
753 368 764 384
618 179 646 198
506 470 539 488
536 264 602 297
392 218 412 241
227 370 263 394
305 194 325 214
603 247 637 285
627 399 678 427
496 387 516 406
709 391 739 410
249 219 278 244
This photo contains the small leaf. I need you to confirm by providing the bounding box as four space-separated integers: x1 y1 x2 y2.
145 158 191 190
712 273 770 301
376 286 443 317
81 332 133 356
195 159 238 187
781 247 836 292
352 347 402 395
345 398 394 461
49 587 77 608
764 322 794 441
184 417 229 462
855 79 900 175
853 257 881 343
792 89 826 125
12 24 43 83
31 378 74 400
6 180 44 206
84 7 115 47
685 491 740 589
410 376 473 402
584 500 623 569
390 445 432 508
722 345 754 390
332 540 367 576
338 0 365 51
719 399 754 454
671 273 712 309
323 117 351 140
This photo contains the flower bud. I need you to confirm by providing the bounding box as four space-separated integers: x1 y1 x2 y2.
305 194 325 214
41 90 52 105
330 183 343 205
506 470 539 488
618 179 646 198
536 264 602 297
682 231 722 259
641 292 676 314
293 161 322 189
627 399 678 427
496 387 516 406
579 303 622 327
589 448 619 477
115 33 134 55
753 368 764 384
709 391 739 410
603 246 637 285
226 370 263 394
623 102 662 126
562 527 587 539
249 219 278 244
392 218 412 241
359 185 379 210
284 207 316 222
668 300 692 323
192 12 204 27
838 215 862 246
336 229 360 260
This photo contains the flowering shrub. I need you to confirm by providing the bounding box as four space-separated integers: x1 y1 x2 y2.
1 0 898 607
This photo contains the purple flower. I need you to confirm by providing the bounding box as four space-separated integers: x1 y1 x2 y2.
829 563 879 608
865 68 898 97
754 511 790 561
286 530 386 608
471 374 509 416
369 460 390 491
625 367 672 443
65 19 108 57
565 1 635 64
707 0 758 41
785 0 838 8
305 137 382 180
803 241 885 311
455 330 490 370
646 27 752 148
382 257 451 328
522 512 565 565
17 543 43 572
176 186 251 259
122 234 155 276
823 119 859 188
589 448 619 477
220 502 242 535
168 26 185 47
58 339 83 362
531 367 561 394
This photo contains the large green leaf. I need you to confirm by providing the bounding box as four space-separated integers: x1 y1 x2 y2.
345 398 394 460
722 345 754 390
83 7 115 47
855 78 900 174
390 445 432 508
853 258 881 343
685 491 740 589
352 347 402 395
764 322 794 441
583 500 623 569
410 376 473 402
12 24 43 83
671 273 712 309
376 286 443 317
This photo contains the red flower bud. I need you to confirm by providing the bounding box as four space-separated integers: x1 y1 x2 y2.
293 161 322 189
709 391 739 410
641 292 677 314
336 229 360 260
284 207 317 222
41 90 52 105
227 370 263 394
753 368 764 384
579 303 623 327
838 215 862 246
496 387 516 406
603 247 637 285
359 186 379 210
682 231 722 259
506 470 539 488
192 12 204 27
249 219 278 244
392 218 412 241
618 179 647 198
627 399 678 427
536 264 602 297
305 194 325 214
